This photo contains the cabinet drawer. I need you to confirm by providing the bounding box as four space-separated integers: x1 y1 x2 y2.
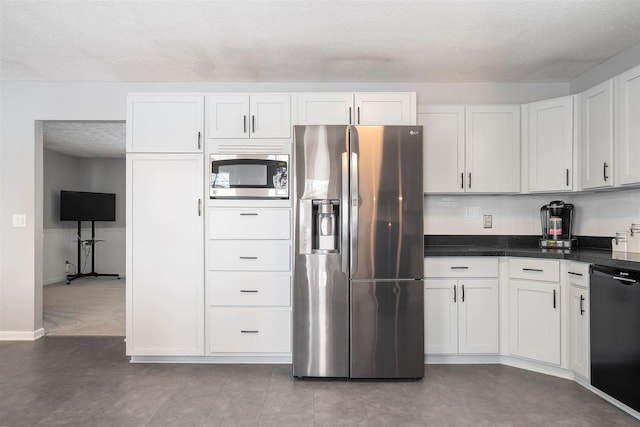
207 273 290 306
509 258 559 282
209 241 290 271
565 261 590 289
209 208 291 240
425 257 498 278
208 309 291 353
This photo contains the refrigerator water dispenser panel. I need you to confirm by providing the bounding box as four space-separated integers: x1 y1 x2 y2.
313 200 340 253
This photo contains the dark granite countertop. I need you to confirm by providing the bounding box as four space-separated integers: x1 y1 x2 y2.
423 235 640 270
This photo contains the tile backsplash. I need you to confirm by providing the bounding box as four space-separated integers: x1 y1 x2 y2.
424 188 640 237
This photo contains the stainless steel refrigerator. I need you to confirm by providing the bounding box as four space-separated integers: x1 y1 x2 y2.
293 125 424 379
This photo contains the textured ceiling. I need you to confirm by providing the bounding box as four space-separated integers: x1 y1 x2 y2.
43 121 125 159
2 0 640 83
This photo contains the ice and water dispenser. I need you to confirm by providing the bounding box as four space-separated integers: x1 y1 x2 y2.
312 200 340 253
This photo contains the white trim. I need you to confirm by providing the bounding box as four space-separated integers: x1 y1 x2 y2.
578 381 640 420
130 354 292 364
0 328 45 341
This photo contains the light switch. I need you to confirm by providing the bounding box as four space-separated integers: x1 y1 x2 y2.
483 215 492 229
12 214 27 227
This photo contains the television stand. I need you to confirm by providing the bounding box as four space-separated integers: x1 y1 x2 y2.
66 220 120 284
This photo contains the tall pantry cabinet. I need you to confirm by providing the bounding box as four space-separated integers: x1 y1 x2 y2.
126 95 205 356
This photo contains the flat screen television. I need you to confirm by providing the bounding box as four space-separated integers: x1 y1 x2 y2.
60 190 116 222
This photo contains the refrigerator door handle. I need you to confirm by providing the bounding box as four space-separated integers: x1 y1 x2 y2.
341 152 349 273
350 151 359 275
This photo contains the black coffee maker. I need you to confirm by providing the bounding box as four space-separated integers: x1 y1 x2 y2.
540 200 576 249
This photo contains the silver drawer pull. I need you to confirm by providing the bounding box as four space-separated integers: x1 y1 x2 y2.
614 276 637 284
241 330 259 334
239 256 258 260
568 272 583 277
239 213 258 216
450 266 469 270
240 290 258 293
523 268 543 272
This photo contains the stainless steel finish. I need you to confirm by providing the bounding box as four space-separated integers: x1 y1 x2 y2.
239 256 258 260
566 168 569 186
613 276 637 283
240 213 258 216
293 125 349 379
604 162 609 181
350 280 424 378
252 115 256 133
209 153 289 199
243 115 247 133
453 284 457 302
349 107 352 125
357 107 360 124
293 125 424 380
241 330 259 334
240 290 258 293
468 172 472 188
198 198 202 216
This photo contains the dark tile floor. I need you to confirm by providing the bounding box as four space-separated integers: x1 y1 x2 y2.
0 337 638 426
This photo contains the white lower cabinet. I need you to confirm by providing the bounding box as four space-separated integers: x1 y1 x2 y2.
566 261 590 379
208 309 291 353
509 261 561 365
424 258 499 355
126 154 205 356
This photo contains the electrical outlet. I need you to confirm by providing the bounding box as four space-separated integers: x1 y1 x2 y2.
483 215 493 228
65 261 70 273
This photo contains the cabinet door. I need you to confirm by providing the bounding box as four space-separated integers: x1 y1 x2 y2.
354 93 416 125
616 65 640 186
419 106 465 193
206 95 250 138
296 93 354 125
250 95 291 138
424 279 458 354
569 286 590 379
127 95 204 153
458 280 499 354
509 280 560 365
581 80 614 189
465 105 521 193
528 96 574 192
127 154 204 356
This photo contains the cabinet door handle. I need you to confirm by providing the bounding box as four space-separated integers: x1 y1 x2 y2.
243 115 247 133
349 107 352 125
241 330 259 334
461 172 464 189
468 173 472 189
357 107 360 124
553 289 557 309
566 168 569 186
197 131 202 149
239 256 258 260
453 284 457 303
239 213 258 216
579 295 585 315
568 271 583 277
240 289 259 293
450 266 469 270
252 115 256 133
461 284 465 302
523 268 543 272
198 199 202 216
603 162 609 181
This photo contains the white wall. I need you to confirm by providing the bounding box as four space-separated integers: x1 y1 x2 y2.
425 188 640 237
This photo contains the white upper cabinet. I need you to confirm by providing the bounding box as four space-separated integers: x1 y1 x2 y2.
615 65 640 186
527 96 574 192
419 106 465 193
295 92 416 125
465 105 521 193
206 94 291 139
580 80 614 189
127 95 204 153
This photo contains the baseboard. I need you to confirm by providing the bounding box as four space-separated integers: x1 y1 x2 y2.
0 328 45 341
44 276 67 286
129 354 292 364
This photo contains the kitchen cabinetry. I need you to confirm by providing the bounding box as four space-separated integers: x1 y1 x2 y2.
206 94 291 139
615 65 640 186
295 92 416 125
527 96 574 192
580 80 614 189
566 261 590 380
126 154 204 356
206 207 292 355
509 258 561 365
419 105 520 193
126 94 204 153
424 258 499 354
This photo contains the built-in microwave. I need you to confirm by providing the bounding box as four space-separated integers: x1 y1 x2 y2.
210 154 289 199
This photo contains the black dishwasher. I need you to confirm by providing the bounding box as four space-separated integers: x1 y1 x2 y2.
590 264 640 412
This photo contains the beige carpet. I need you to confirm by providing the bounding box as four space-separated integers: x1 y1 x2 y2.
43 277 125 336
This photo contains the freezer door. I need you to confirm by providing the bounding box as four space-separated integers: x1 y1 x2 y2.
350 279 424 379
350 126 424 280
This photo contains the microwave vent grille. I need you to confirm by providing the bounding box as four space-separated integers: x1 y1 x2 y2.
212 143 288 154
